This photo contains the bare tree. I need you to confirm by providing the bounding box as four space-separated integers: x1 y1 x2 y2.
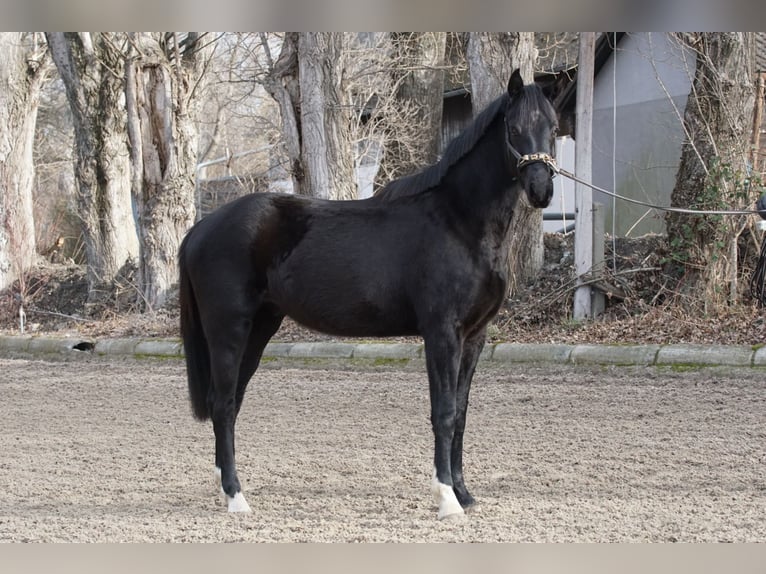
259 33 303 194
373 32 447 188
261 33 355 199
466 32 541 295
34 76 78 262
45 33 139 302
0 33 50 294
665 32 756 308
249 33 451 200
298 33 356 199
125 32 209 309
195 33 277 177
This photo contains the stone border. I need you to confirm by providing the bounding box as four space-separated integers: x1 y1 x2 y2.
0 335 762 368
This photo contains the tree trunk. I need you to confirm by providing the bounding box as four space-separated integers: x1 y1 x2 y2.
374 32 446 188
261 33 304 195
46 32 139 302
467 32 540 296
665 33 755 309
298 33 356 200
0 34 48 294
126 33 204 309
262 33 355 199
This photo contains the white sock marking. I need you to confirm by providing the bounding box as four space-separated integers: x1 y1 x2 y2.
215 467 251 513
227 491 252 513
431 467 464 520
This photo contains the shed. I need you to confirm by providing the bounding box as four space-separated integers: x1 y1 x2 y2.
558 32 697 237
556 32 766 237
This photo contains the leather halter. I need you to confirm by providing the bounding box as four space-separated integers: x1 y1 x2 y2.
507 142 558 176
504 116 559 177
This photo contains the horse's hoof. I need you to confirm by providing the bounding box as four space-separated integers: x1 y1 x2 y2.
227 492 252 513
438 506 467 521
436 490 465 520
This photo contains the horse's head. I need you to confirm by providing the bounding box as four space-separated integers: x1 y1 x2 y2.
504 69 558 209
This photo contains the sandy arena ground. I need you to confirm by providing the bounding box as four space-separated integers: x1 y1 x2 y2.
0 353 764 542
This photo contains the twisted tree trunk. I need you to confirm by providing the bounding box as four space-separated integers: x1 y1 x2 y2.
126 33 204 309
298 33 356 200
46 32 139 302
263 33 356 199
0 34 48 294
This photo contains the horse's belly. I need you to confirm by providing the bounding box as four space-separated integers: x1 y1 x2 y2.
266 271 418 338
282 299 418 338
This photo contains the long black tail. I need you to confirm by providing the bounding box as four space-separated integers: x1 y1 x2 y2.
179 235 211 421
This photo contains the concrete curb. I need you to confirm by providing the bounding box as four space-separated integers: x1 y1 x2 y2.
0 334 763 368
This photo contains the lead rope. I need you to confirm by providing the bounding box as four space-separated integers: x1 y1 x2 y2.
512 149 766 306
559 165 766 306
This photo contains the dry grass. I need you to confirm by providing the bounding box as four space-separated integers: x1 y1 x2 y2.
1 233 764 346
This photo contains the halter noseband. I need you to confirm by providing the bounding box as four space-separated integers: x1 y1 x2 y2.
507 142 559 176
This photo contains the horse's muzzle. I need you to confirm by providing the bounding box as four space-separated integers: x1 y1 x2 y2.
524 163 554 208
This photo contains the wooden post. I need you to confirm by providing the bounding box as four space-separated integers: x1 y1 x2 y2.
574 32 596 319
591 202 606 317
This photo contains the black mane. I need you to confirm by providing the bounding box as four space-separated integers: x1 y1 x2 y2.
375 83 556 202
374 93 508 201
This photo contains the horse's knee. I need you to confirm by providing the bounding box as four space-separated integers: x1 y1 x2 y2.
431 410 457 436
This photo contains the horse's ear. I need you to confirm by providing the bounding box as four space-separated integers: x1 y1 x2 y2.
541 72 569 106
507 69 524 97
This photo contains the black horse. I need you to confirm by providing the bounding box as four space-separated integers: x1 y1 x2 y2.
179 69 558 519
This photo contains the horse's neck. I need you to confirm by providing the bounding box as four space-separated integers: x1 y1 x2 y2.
443 126 521 244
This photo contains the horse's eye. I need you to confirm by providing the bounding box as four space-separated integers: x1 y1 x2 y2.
510 126 520 137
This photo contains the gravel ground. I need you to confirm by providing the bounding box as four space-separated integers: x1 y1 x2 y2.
0 354 764 542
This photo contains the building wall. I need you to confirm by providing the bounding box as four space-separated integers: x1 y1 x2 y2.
591 32 696 236
544 136 576 233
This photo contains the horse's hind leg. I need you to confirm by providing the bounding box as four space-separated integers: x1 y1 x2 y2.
211 303 283 511
207 318 251 511
215 306 283 476
234 304 284 417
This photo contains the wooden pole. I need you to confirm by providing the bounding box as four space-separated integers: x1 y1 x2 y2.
751 72 765 172
574 32 596 319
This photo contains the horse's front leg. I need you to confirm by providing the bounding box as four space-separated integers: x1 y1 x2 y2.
450 327 486 510
424 330 465 520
